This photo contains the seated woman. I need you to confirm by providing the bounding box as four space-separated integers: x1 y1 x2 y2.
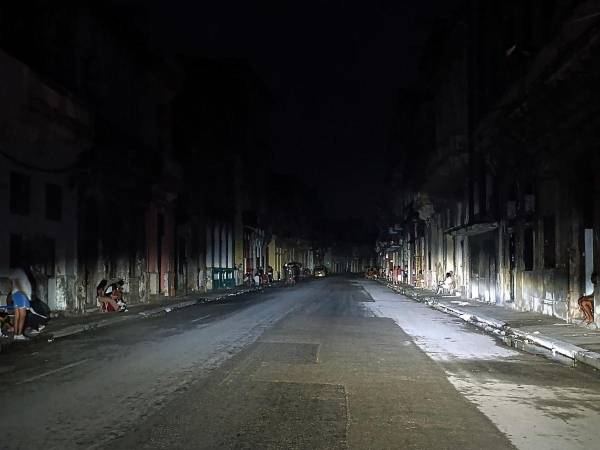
437 272 455 295
96 280 121 312
113 280 127 312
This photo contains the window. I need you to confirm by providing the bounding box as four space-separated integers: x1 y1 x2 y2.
9 172 30 215
543 216 556 269
473 182 480 216
9 234 24 268
39 236 56 277
45 183 63 221
177 237 186 275
485 173 494 213
523 228 534 271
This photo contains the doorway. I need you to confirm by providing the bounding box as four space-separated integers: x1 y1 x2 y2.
584 228 594 295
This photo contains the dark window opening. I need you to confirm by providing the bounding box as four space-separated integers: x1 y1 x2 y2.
157 213 165 277
509 233 516 270
45 183 63 221
523 228 534 271
177 237 186 275
39 236 56 277
9 234 24 268
543 216 556 269
82 198 99 265
9 172 30 215
470 241 480 278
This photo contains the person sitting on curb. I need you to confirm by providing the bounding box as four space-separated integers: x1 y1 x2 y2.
1 308 14 337
578 272 596 324
436 271 455 295
96 279 122 313
107 279 128 312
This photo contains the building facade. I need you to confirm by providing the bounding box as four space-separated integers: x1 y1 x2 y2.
0 48 92 310
381 0 600 325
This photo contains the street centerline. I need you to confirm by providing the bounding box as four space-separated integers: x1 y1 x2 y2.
17 358 91 385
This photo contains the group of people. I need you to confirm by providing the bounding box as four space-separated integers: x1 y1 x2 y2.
244 266 275 287
283 263 300 285
0 269 49 340
96 279 128 312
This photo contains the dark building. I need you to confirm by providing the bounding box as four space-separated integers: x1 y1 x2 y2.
379 0 600 325
172 59 272 291
0 2 183 309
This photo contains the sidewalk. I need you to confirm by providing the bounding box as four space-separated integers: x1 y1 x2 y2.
1 284 267 352
382 281 600 373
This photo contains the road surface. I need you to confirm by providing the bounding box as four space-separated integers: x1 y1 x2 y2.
1 277 599 449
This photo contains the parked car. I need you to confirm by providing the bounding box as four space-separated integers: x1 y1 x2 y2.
314 265 328 278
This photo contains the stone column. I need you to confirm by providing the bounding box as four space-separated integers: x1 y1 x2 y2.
594 150 600 324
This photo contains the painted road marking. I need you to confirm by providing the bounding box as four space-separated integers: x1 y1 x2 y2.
191 315 211 323
17 358 91 385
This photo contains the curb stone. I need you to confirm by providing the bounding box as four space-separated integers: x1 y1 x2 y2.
381 281 600 373
51 286 262 339
1 286 263 348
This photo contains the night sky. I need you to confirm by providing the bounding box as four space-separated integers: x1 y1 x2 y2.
121 1 457 224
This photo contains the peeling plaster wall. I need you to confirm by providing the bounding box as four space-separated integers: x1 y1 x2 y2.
0 49 90 311
518 269 569 319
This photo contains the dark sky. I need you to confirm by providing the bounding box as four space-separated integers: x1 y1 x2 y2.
124 1 457 223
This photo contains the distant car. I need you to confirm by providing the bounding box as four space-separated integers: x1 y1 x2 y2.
314 266 328 278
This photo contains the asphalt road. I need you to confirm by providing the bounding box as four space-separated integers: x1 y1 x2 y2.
1 277 600 449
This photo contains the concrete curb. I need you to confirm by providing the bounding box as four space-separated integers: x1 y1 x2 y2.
383 281 600 373
1 286 263 347
510 328 600 371
49 286 262 340
49 314 137 339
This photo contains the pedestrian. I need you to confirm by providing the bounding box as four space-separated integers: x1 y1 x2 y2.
244 271 254 287
9 269 32 341
254 270 261 287
260 269 269 286
417 270 425 288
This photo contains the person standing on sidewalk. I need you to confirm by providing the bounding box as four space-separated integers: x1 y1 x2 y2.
9 269 32 341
